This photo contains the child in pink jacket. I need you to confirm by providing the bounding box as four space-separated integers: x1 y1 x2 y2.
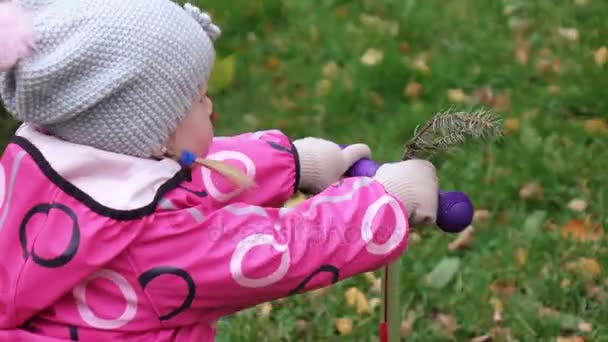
0 0 440 341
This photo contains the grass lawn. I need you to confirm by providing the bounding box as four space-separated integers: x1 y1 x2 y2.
2 0 607 341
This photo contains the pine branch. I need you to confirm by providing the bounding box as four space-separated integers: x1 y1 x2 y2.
403 109 503 160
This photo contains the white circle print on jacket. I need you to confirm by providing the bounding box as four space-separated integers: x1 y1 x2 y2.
201 150 256 202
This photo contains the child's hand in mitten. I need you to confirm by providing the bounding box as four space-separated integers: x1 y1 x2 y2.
373 159 439 226
293 137 371 194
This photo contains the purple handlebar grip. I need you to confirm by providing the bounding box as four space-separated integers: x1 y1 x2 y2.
341 152 473 233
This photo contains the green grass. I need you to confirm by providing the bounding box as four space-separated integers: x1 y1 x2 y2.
2 0 607 341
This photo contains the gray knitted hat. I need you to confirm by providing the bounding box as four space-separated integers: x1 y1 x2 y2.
0 0 220 157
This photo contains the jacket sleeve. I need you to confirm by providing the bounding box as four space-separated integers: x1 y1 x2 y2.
130 177 410 322
181 130 300 209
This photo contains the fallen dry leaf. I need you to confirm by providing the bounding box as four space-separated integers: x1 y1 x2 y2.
266 56 281 70
400 41 410 54
504 117 521 134
537 58 561 75
564 258 601 279
322 61 340 79
578 322 593 332
344 287 371 314
345 287 358 307
490 297 504 324
434 313 458 338
370 277 382 294
567 199 587 212
515 248 528 266
584 118 608 134
359 14 399 36
284 192 307 207
369 297 381 311
490 279 518 297
400 311 418 338
574 0 589 5
361 48 384 66
474 209 490 223
561 278 572 288
335 318 353 335
447 88 470 103
561 218 603 242
586 285 607 303
410 55 430 73
548 85 561 94
364 272 378 284
448 226 474 251
557 336 585 342
473 87 511 111
295 319 308 333
404 81 424 99
515 41 530 65
369 91 385 108
470 335 492 342
519 181 544 200
257 302 272 318
594 46 607 66
334 5 348 18
316 79 332 97
558 27 580 41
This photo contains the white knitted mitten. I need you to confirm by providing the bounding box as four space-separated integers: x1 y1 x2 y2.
373 160 439 226
293 137 371 194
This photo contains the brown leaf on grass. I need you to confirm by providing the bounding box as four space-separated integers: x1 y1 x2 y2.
490 297 504 324
344 287 371 314
364 272 378 284
561 278 572 288
369 297 381 311
334 5 349 18
567 199 587 212
473 87 511 112
548 85 561 94
515 41 530 65
266 56 280 70
400 41 410 54
474 209 490 223
448 226 474 251
519 181 544 200
335 318 353 335
537 58 562 75
369 91 385 108
316 79 332 97
370 277 382 294
490 279 518 297
515 248 528 266
434 313 458 338
400 311 418 338
404 81 424 99
504 117 521 134
594 46 607 66
584 118 608 134
564 258 601 279
557 336 585 342
410 55 430 73
586 285 607 303
295 319 308 333
561 218 603 242
490 327 516 341
578 322 593 332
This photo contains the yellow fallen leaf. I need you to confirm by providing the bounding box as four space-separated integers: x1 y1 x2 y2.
594 46 607 66
448 226 474 251
447 88 470 103
558 27 580 41
578 322 592 332
410 55 430 73
316 79 332 96
567 199 587 212
400 41 410 54
257 302 272 318
284 193 307 207
322 61 340 79
490 279 518 297
355 291 370 314
364 272 378 284
370 278 381 294
335 318 353 335
504 117 521 134
584 118 608 134
561 278 571 288
345 287 358 307
404 81 423 99
361 48 384 66
490 297 504 324
515 248 528 266
470 335 492 342
561 218 603 242
369 297 381 311
266 56 281 70
515 41 530 65
564 258 601 279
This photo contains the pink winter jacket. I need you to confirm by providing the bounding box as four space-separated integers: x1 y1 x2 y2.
0 124 410 341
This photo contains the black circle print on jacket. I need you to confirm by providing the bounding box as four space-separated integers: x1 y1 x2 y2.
288 264 339 296
138 266 196 321
20 203 80 268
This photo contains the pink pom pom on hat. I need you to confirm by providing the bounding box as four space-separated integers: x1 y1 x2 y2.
0 1 35 71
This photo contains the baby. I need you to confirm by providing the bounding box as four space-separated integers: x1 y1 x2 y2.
0 0 439 341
